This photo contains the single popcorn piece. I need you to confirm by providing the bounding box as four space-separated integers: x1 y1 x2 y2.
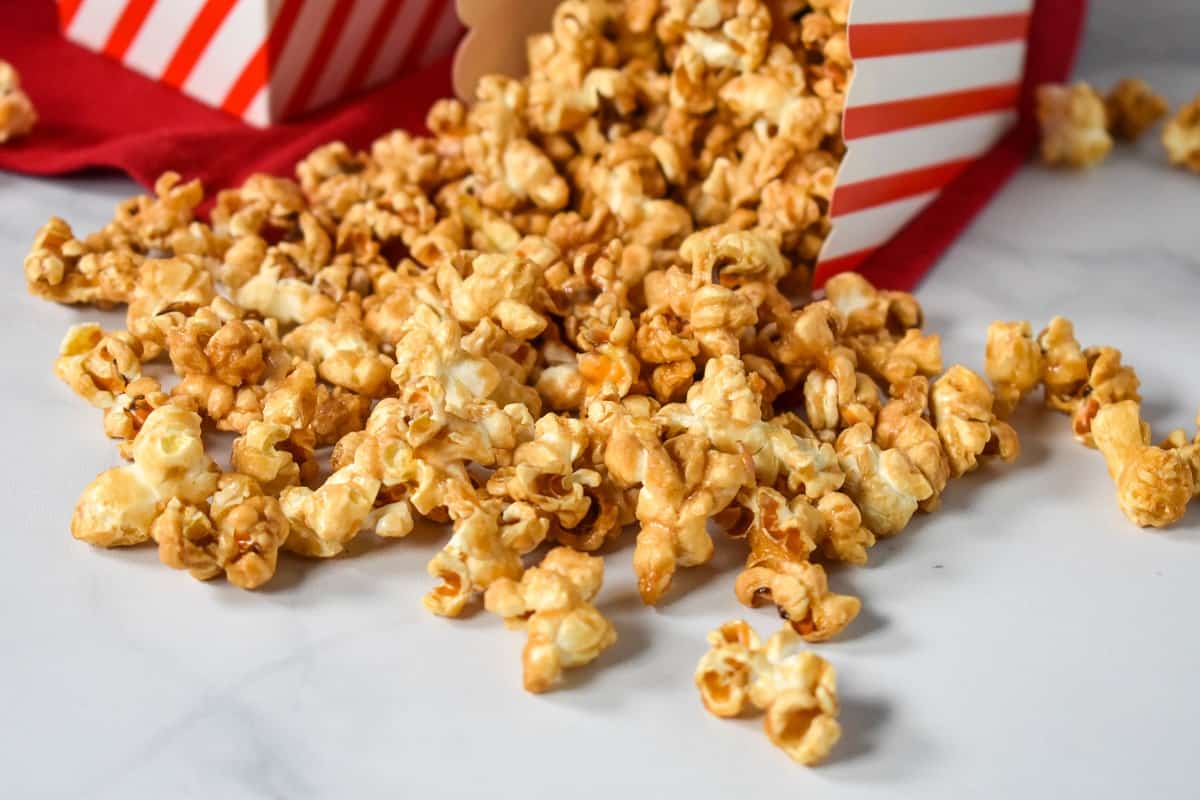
930 365 1019 477
424 493 524 617
1162 92 1200 172
484 547 616 693
694 620 763 717
695 621 841 766
1036 82 1113 168
24 217 140 307
985 321 1044 419
283 303 395 397
1092 401 1195 528
1069 346 1141 446
1105 78 1167 141
835 422 932 536
874 377 950 512
734 556 860 642
125 256 217 359
71 406 219 547
153 473 290 589
0 60 36 143
1037 316 1089 411
754 628 842 766
55 324 144 409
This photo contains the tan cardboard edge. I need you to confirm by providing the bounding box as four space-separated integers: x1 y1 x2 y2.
453 0 561 102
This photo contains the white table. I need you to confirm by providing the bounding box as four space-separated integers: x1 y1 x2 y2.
3 38 1199 800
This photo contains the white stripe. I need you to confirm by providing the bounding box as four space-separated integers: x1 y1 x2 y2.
307 0 380 112
415 1 461 69
850 0 1033 25
243 85 271 128
365 0 432 88
819 192 939 261
124 0 207 79
847 41 1026 106
65 0 125 51
834 110 1016 185
267 0 338 118
183 0 269 108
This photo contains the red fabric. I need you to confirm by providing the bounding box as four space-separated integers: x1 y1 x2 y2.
0 0 452 191
850 0 1089 291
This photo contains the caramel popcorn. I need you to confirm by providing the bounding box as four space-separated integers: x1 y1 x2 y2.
1036 82 1113 168
1162 93 1200 172
484 547 616 692
930 366 1019 477
24 217 140 307
1092 401 1195 528
32 0 1145 764
55 324 144 409
835 422 932 536
695 621 841 766
1105 78 1167 141
72 406 219 547
154 473 290 589
0 60 35 143
735 555 860 642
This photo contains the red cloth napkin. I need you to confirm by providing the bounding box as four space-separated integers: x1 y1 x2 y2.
0 0 452 192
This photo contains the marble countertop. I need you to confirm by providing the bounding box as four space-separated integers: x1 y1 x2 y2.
3 27 1200 800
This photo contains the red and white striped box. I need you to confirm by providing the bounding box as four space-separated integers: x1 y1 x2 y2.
56 0 463 127
820 0 1034 280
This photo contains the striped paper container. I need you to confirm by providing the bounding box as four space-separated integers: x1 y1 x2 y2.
56 0 464 127
818 0 1035 281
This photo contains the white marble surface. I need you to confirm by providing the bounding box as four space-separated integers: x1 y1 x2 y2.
4 45 1200 800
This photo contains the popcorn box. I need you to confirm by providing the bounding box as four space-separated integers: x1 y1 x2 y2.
453 0 1085 288
56 0 464 127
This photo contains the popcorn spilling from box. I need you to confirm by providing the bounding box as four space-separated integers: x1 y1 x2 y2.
28 0 1198 772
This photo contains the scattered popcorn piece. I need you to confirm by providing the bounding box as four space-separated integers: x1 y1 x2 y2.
424 493 524 617
54 324 144 409
154 473 290 589
1162 92 1200 172
985 321 1043 419
1092 401 1195 528
484 547 616 692
1105 78 1167 141
695 621 842 766
24 217 140 307
71 406 219 547
1036 82 1113 168
735 556 860 642
835 422 932 536
930 365 1019 477
0 60 36 143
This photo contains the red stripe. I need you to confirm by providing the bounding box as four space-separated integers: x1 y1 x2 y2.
58 0 83 29
843 83 1020 140
398 0 449 74
221 0 305 118
849 13 1031 58
813 248 878 288
343 0 406 94
102 0 156 60
831 158 974 217
161 0 238 89
283 0 357 119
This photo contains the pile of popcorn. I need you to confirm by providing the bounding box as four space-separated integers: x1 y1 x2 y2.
21 0 1199 768
1036 77 1200 170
